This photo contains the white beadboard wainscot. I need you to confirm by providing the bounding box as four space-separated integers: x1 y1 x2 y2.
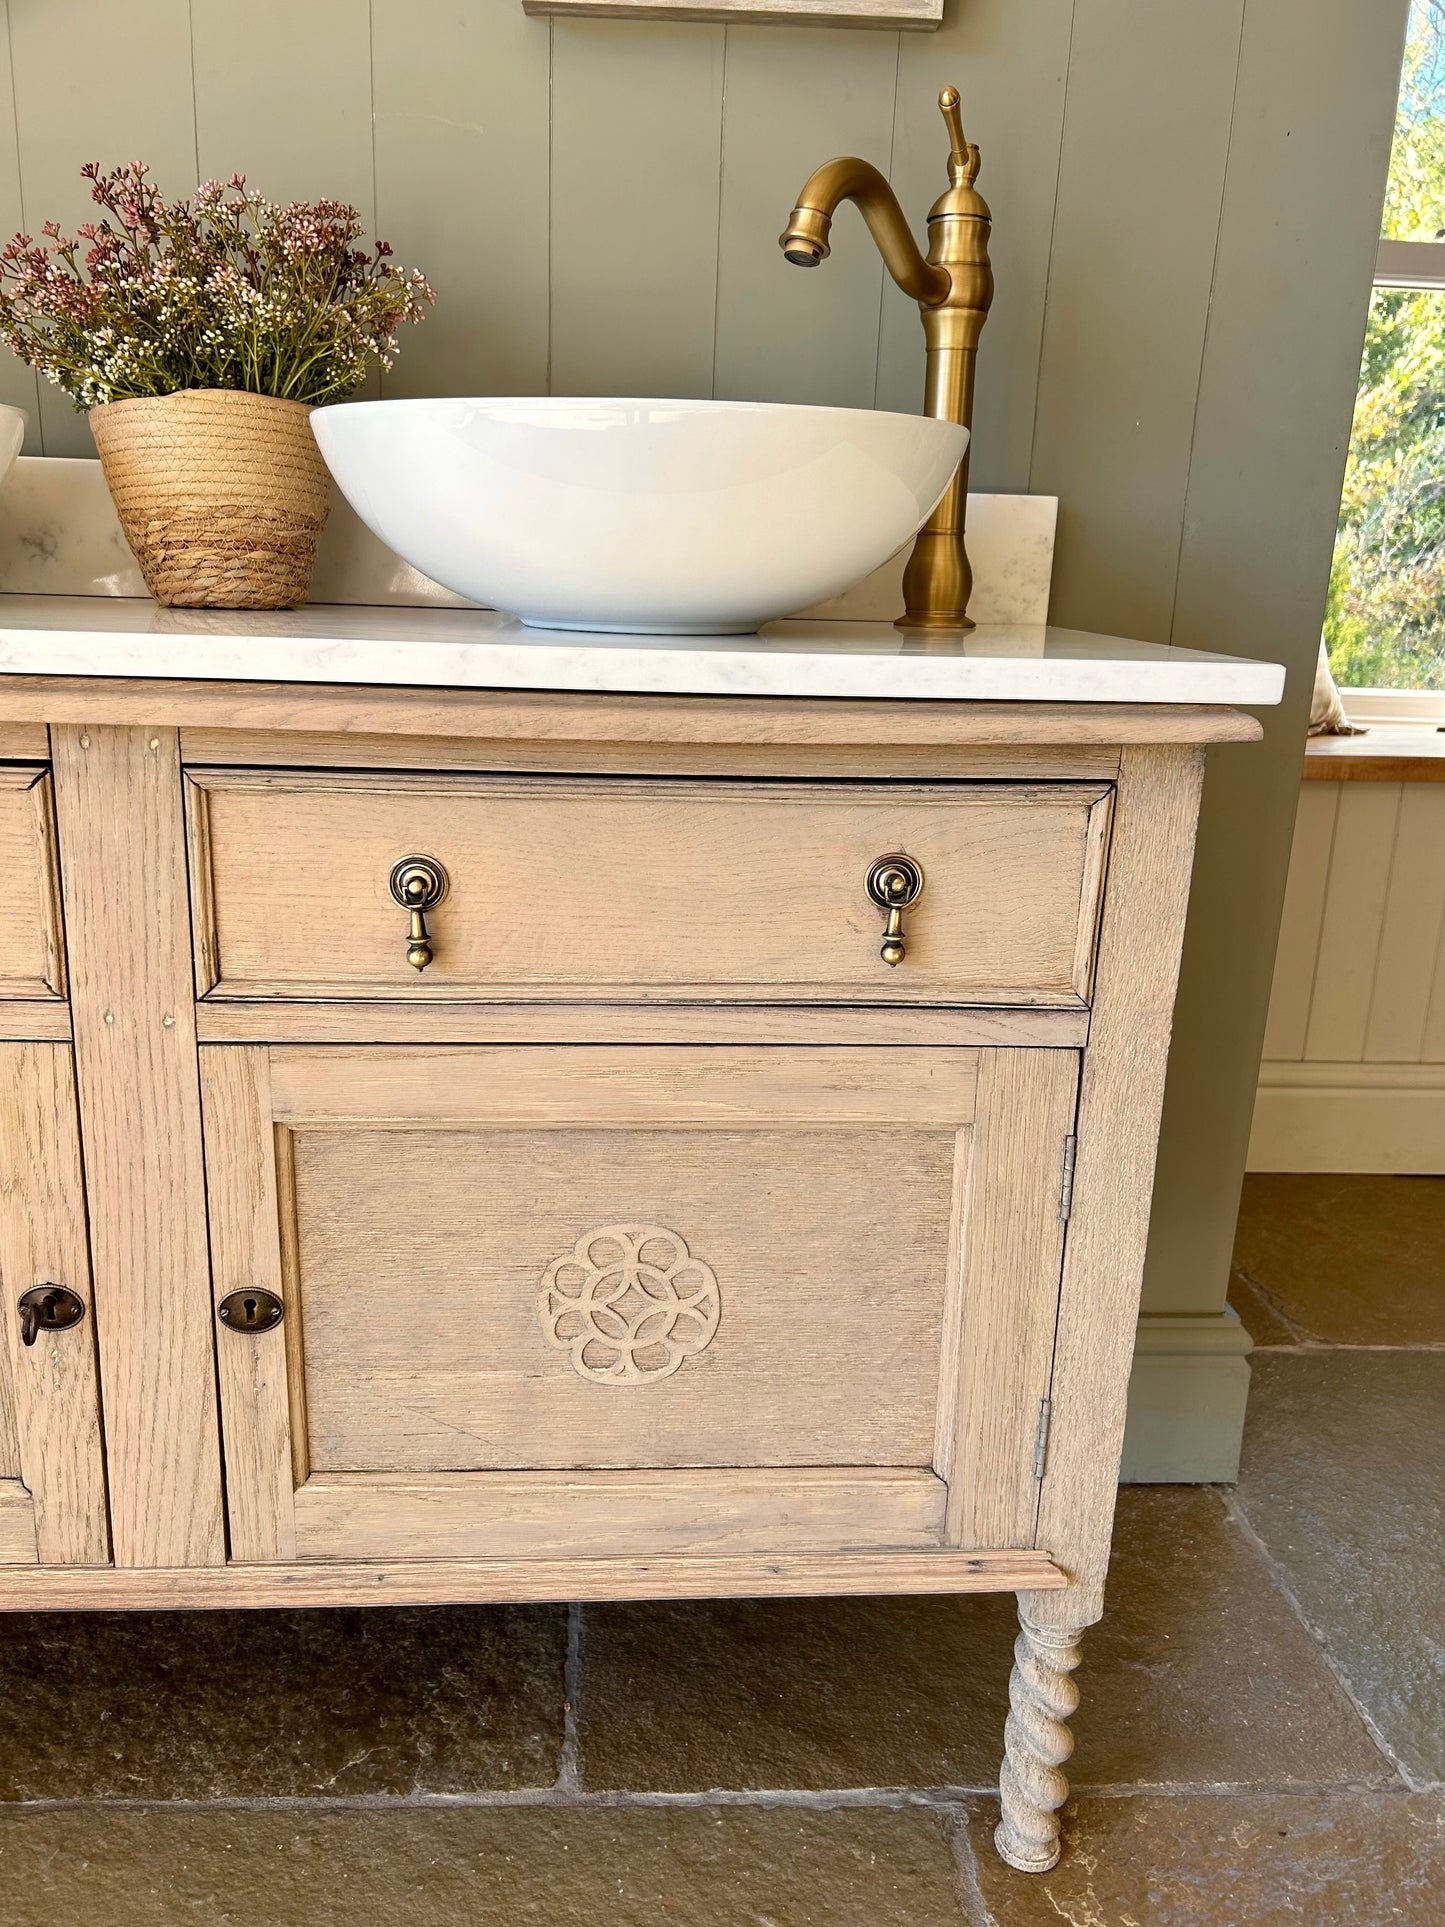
1250 779 1445 1173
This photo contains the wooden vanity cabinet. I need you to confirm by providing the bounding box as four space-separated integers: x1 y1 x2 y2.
0 690 1258 1878
199 1040 1075 1567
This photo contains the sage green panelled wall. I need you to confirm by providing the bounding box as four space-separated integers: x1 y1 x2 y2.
0 4 1410 1350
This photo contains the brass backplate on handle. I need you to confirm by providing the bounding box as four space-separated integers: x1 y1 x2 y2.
388 854 450 972
17 1284 86 1347
866 852 925 967
218 1289 285 1334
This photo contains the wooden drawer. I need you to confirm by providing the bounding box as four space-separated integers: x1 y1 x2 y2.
0 767 64 1000
186 771 1113 1006
200 1042 1077 1565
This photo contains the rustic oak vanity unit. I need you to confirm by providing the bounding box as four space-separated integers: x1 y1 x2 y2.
0 599 1281 1873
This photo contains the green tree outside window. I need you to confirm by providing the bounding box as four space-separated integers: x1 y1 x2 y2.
1326 0 1445 690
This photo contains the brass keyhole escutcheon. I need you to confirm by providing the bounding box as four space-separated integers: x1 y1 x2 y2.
218 1289 285 1334
17 1284 86 1347
388 855 450 972
866 853 925 967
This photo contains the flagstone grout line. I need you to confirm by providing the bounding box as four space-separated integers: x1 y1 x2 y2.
1 1776 1422 1819
1247 1342 1445 1353
941 1803 993 1927
1216 1484 1423 1795
1229 1266 1312 1344
554 1601 584 1795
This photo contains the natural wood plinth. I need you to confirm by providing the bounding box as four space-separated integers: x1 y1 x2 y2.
995 1609 1084 1873
0 1548 1065 1612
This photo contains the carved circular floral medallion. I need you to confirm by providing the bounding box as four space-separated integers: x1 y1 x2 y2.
539 1225 721 1384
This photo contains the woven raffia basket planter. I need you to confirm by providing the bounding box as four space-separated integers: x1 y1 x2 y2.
89 389 331 609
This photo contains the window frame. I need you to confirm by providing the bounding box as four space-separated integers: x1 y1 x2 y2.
1337 239 1445 722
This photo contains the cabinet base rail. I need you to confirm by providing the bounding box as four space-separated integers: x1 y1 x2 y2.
0 1548 1065 1612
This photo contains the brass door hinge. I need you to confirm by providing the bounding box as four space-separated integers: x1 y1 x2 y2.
1032 1397 1052 1482
1058 1134 1078 1221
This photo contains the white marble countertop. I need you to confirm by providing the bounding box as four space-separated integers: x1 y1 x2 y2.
0 596 1286 706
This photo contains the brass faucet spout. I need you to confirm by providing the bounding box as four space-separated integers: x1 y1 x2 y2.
778 89 994 632
780 158 949 308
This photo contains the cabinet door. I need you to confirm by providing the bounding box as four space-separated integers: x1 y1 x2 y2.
0 1045 110 1565
201 1045 1077 1566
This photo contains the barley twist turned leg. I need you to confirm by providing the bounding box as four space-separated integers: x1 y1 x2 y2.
994 1608 1084 1874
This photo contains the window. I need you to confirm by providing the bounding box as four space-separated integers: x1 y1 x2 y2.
1327 0 1445 717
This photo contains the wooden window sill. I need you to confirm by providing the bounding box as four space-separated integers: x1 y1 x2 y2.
1303 725 1445 781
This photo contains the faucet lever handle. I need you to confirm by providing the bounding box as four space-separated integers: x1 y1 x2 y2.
938 85 979 187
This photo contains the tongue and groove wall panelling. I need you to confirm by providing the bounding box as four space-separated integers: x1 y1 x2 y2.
373 2 551 400
191 1 375 216
711 27 899 411
876 0 1074 493
191 0 378 398
1026 0 1247 646
1145 0 1410 1309
0 9 37 441
6 0 198 458
548 21 724 399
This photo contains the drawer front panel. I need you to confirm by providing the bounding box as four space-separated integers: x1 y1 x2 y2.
200 1043 1077 1566
187 772 1112 1006
0 768 65 1000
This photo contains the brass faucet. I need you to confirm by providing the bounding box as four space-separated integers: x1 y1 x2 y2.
779 87 993 632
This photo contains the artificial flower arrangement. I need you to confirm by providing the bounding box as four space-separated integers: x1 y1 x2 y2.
0 162 434 607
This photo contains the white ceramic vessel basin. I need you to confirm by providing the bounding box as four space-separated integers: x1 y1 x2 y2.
311 397 967 634
0 406 25 491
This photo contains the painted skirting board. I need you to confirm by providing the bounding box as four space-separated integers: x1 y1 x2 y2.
1249 1060 1445 1174
1119 1311 1253 1484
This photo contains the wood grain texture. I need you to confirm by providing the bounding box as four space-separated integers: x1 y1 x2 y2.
0 1044 109 1565
293 1469 947 1561
1028 746 1205 1627
0 1546 1065 1611
0 769 65 999
198 1048 296 1564
288 1119 953 1472
0 724 46 759
0 1301 16 1481
177 735 1122 785
550 21 724 397
1304 727 1445 780
49 727 225 1568
187 771 1110 1007
0 1482 37 1565
528 0 940 22
0 1004 71 1043
0 678 1264 748
194 1000 1090 1050
267 1043 979 1128
945 1047 1077 1548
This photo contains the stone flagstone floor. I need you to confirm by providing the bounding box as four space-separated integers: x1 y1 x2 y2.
0 1175 1440 1924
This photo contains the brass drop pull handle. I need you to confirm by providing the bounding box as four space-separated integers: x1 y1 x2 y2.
17 1284 86 1347
389 855 450 972
866 853 925 967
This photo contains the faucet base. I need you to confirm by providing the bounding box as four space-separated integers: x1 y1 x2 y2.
896 524 975 634
894 612 977 634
